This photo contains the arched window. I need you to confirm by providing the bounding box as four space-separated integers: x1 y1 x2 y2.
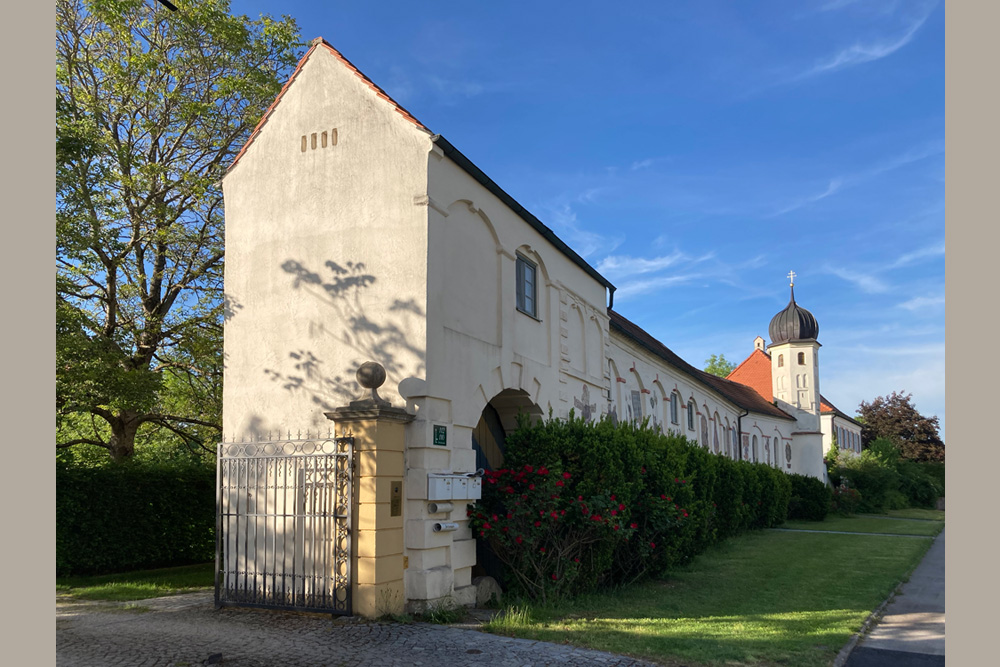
752 435 759 462
700 415 709 447
670 393 679 424
687 401 695 430
778 354 784 367
713 421 720 453
731 428 738 458
797 352 806 365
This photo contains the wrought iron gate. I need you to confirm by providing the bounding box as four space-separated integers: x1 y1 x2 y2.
215 435 354 615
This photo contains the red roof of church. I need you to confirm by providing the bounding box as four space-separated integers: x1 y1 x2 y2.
726 348 773 402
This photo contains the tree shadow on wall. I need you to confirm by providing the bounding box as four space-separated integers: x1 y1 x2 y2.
262 259 426 412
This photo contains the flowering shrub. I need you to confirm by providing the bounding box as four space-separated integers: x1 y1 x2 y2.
468 466 628 602
469 413 795 601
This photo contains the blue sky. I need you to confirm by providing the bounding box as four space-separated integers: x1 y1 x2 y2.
230 0 946 438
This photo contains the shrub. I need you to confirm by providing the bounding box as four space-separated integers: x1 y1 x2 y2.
56 461 216 576
787 473 832 521
471 413 794 601
834 453 901 513
831 485 862 515
897 460 942 508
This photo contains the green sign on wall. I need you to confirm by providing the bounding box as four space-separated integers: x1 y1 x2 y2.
433 424 447 446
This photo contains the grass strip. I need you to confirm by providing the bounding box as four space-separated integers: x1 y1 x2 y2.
484 528 934 667
56 562 214 601
782 515 943 536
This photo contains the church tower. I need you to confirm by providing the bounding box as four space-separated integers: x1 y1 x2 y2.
768 272 821 417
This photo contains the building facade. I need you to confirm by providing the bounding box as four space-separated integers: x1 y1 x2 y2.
222 38 854 613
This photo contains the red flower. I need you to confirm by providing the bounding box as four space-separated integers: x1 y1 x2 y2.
667 497 672 502
515 536 524 544
534 521 542 527
610 510 617 516
641 466 647 474
525 465 534 472
550 511 558 519
560 510 566 516
578 495 583 501
619 503 625 511
555 480 564 487
492 514 498 522
683 511 689 517
660 494 666 500
538 467 549 475
611 495 616 501
529 484 536 490
563 472 572 479
649 542 656 549
551 573 558 580
540 547 546 553
574 557 580 563
507 512 514 519
613 525 620 531
502 527 509 532
630 523 638 529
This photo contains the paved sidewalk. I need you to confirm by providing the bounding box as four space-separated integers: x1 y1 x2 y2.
842 526 945 667
57 592 655 667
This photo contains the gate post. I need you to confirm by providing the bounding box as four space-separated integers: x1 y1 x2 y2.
326 362 414 618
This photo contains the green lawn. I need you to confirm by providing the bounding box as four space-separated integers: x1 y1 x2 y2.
484 525 935 667
883 508 945 521
781 514 944 536
56 563 215 601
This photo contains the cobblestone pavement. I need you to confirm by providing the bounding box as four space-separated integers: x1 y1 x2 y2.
57 592 657 667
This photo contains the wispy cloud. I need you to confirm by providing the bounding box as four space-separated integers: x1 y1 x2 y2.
888 243 945 269
784 2 937 83
770 179 843 216
630 158 654 171
822 265 890 294
598 250 721 282
541 202 623 259
615 274 702 300
769 142 942 217
897 295 945 311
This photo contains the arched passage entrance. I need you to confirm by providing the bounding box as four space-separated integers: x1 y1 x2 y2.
471 389 543 471
470 389 543 584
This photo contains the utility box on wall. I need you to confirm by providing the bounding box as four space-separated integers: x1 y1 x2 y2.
427 473 483 501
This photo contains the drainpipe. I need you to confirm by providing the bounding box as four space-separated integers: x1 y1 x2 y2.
736 408 749 461
608 285 616 311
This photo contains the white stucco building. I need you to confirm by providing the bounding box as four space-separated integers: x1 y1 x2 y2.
221 38 859 612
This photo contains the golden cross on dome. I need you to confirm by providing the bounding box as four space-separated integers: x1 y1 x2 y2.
787 270 796 287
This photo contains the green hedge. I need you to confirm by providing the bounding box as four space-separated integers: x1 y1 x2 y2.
470 414 793 601
57 462 216 576
787 473 832 521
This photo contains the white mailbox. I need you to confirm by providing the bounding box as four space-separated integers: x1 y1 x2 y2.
427 473 484 501
427 475 453 501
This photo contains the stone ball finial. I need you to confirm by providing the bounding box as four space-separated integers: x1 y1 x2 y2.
357 361 387 390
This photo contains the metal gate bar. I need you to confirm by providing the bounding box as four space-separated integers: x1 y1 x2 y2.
215 436 353 615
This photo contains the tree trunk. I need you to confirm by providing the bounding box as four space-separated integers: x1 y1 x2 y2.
108 410 143 462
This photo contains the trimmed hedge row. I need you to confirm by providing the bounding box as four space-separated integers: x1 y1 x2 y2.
787 473 832 521
469 414 792 601
56 462 216 576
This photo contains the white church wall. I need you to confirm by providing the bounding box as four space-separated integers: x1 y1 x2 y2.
222 45 432 439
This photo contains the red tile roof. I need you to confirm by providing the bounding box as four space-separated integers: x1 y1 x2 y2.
726 349 773 402
820 395 860 424
227 37 431 175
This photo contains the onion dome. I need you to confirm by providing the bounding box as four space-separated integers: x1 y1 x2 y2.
769 285 819 344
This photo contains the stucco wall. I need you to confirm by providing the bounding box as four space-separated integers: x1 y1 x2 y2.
607 334 800 471
222 46 432 439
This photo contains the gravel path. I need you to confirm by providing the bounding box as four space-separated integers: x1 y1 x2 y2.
57 592 656 667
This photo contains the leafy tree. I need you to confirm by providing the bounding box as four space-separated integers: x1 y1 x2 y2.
857 391 944 462
57 0 301 461
704 353 737 378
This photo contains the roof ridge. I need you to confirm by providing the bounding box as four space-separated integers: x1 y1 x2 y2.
727 347 768 379
226 37 432 176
